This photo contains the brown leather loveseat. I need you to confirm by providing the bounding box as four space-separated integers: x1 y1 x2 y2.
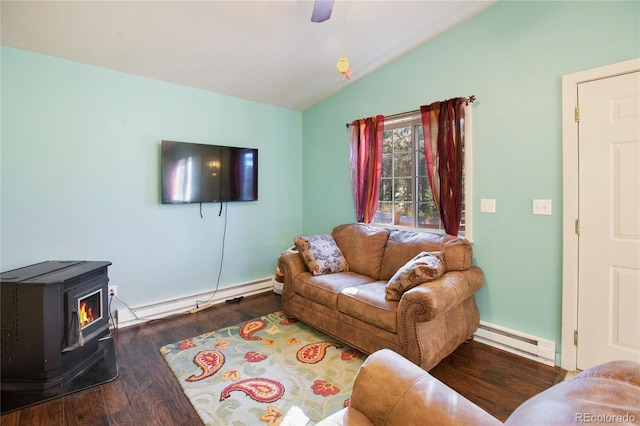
278 223 484 371
321 349 640 425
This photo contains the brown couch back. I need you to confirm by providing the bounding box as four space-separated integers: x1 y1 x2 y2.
332 224 390 279
331 224 473 280
379 228 473 280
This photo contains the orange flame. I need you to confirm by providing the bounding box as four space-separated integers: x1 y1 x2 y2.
79 301 95 328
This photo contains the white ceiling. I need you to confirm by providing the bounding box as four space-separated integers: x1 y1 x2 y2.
1 0 496 111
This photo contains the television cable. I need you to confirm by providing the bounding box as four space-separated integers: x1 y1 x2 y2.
194 201 227 309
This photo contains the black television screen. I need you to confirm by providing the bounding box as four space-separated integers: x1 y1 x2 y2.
161 140 258 204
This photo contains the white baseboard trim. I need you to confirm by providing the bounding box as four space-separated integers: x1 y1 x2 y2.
112 276 275 328
474 320 556 366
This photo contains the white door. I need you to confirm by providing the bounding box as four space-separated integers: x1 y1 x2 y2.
577 71 640 370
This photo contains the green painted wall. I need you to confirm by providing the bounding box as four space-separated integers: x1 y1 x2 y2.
2 0 638 362
1 47 303 305
301 0 640 358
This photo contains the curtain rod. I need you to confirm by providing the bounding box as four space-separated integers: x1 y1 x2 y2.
345 95 476 128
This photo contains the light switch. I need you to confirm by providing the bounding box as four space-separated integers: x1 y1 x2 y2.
480 199 496 213
532 199 552 215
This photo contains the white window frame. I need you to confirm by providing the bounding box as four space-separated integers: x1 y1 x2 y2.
371 108 473 240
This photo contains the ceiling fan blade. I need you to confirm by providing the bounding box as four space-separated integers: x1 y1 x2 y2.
311 0 335 23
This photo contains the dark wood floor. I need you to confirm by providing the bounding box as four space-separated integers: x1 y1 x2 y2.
1 291 566 425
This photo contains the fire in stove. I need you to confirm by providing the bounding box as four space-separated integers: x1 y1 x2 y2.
79 301 94 328
78 289 102 329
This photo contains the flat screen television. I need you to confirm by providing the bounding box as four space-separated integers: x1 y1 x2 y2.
161 140 258 204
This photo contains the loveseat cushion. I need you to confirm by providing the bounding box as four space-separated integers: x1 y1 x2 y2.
332 224 390 279
385 251 445 301
338 282 397 333
294 234 349 275
294 271 376 310
379 229 472 280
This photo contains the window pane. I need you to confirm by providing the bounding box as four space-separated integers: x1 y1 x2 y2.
417 177 432 203
375 202 393 224
394 202 413 227
383 130 394 154
382 153 392 178
380 178 392 201
394 127 412 152
418 151 426 177
418 202 439 227
394 178 413 201
394 151 412 177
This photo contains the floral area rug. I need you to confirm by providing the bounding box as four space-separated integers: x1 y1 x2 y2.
160 311 366 426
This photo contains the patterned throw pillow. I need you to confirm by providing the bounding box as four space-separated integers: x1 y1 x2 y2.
385 251 445 301
294 234 349 276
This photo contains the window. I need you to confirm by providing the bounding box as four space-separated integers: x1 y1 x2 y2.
373 114 467 234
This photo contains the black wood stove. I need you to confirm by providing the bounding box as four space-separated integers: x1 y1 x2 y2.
1 261 118 413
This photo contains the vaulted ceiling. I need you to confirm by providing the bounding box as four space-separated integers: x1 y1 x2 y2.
1 1 496 111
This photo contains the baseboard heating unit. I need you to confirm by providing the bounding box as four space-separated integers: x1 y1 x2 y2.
473 321 556 366
114 276 274 328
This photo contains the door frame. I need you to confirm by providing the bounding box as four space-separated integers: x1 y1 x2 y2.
561 58 640 371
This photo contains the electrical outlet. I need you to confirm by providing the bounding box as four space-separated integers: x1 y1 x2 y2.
108 285 117 297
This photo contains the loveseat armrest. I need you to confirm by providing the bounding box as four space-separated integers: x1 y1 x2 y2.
277 252 308 307
399 266 484 321
346 349 501 426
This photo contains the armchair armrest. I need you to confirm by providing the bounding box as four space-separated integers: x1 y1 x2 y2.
399 266 484 321
347 349 500 426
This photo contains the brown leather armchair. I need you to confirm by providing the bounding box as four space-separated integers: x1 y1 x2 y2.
320 349 640 425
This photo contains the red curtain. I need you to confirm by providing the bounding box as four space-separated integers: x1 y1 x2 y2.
421 98 466 236
349 115 385 223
